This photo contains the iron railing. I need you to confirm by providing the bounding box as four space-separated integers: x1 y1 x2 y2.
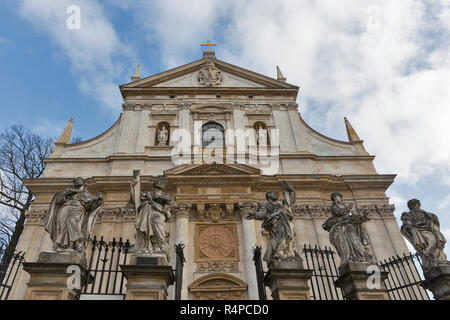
80 236 131 298
252 243 431 301
379 252 430 300
302 244 344 300
0 250 25 300
174 242 185 300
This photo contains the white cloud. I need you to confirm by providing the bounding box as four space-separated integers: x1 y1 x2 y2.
17 0 133 111
438 194 450 212
124 0 450 187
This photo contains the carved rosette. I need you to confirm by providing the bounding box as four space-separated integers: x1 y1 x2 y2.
197 60 223 87
195 224 238 262
174 202 192 219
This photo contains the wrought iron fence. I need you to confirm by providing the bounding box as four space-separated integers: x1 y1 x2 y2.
0 250 25 300
252 243 431 301
79 236 131 298
174 242 186 300
302 244 344 300
379 252 430 300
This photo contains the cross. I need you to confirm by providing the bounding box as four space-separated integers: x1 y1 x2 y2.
201 40 216 52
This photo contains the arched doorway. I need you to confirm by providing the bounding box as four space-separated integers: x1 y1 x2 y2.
188 273 248 300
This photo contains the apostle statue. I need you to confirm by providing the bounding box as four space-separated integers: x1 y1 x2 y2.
158 125 169 146
129 170 172 260
43 177 104 254
322 193 374 266
247 181 301 265
401 199 448 270
257 124 268 147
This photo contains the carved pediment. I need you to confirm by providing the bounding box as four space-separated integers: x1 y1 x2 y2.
121 58 298 90
164 163 260 176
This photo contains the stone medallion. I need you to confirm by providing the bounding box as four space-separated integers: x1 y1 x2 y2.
195 223 239 262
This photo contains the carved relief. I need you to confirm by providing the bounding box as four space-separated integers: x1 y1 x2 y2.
205 204 225 223
198 60 223 87
189 274 247 300
195 223 239 262
196 261 239 272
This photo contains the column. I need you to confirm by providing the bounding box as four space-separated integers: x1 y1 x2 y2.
238 201 259 300
424 263 450 300
335 262 389 300
264 260 313 300
23 251 87 300
173 202 192 300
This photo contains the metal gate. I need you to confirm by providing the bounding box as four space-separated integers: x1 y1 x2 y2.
0 249 25 300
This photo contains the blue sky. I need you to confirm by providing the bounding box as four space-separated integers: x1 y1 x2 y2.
0 0 449 256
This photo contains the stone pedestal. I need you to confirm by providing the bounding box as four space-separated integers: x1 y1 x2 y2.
121 254 175 300
335 262 389 300
22 251 87 300
424 263 450 300
264 260 313 300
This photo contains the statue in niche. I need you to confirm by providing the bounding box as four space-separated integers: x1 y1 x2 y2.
322 193 374 267
401 199 448 271
256 123 267 146
129 170 172 260
157 125 169 146
247 181 301 264
43 177 103 254
198 60 223 87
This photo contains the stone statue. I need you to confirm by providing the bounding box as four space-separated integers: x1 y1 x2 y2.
257 124 267 146
198 60 223 87
401 199 448 270
322 193 374 266
247 181 301 265
130 171 172 260
157 125 169 146
43 177 103 254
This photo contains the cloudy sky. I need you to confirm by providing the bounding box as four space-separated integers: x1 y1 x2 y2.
0 0 449 256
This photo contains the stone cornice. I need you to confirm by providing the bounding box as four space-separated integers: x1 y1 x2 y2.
121 102 299 112
292 203 396 220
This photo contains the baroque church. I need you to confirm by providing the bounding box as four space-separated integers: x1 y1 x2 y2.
8 48 413 300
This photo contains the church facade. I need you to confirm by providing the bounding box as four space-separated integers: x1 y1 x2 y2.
9 50 410 300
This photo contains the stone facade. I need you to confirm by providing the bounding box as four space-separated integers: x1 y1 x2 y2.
10 51 410 300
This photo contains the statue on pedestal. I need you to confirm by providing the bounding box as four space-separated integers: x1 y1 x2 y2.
401 199 448 270
43 177 103 254
256 124 267 146
157 125 169 146
129 170 172 260
247 181 301 264
322 193 374 266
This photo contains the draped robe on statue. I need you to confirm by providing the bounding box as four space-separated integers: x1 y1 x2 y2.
44 188 103 252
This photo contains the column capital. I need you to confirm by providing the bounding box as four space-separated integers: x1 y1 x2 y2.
173 202 192 219
238 201 258 219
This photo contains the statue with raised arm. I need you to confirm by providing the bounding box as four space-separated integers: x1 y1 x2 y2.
43 177 103 254
322 193 374 266
129 170 172 260
401 199 448 270
247 181 301 265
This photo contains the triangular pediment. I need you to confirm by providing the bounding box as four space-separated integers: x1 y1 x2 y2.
164 163 261 176
120 56 298 90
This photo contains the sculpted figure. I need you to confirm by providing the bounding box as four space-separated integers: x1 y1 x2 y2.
130 171 172 260
157 125 169 146
257 124 268 146
322 193 373 266
198 60 223 87
247 181 301 264
401 199 447 270
44 177 103 253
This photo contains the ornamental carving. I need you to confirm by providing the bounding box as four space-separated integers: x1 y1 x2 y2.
195 224 238 261
205 204 225 223
174 202 192 219
198 60 223 87
291 204 395 219
196 261 239 272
